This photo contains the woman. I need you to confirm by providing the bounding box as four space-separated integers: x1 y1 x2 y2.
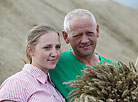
0 25 65 102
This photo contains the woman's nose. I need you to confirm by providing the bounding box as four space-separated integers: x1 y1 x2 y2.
51 49 58 57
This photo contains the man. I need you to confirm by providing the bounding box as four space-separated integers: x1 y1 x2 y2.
49 9 117 101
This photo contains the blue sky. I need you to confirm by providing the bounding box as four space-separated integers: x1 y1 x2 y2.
114 0 138 9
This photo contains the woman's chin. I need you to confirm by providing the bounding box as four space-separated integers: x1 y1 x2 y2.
48 65 56 70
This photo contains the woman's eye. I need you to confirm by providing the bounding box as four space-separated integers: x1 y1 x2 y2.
56 45 61 50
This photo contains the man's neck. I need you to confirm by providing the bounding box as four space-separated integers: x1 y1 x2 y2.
71 50 100 66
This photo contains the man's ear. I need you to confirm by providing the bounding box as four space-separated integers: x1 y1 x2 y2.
26 45 34 56
62 30 70 44
96 24 100 38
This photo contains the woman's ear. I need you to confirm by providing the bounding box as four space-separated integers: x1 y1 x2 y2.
62 30 70 44
26 45 34 56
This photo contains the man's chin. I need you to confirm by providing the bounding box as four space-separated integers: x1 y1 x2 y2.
80 49 92 54
74 49 93 57
79 52 92 57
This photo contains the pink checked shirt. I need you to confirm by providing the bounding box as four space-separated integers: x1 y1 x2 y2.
0 64 65 102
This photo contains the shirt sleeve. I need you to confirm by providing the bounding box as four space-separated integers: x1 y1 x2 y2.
0 78 28 102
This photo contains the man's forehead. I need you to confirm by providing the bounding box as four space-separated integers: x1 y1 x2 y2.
70 14 90 21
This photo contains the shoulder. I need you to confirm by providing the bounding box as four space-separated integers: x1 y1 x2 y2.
58 49 74 62
0 73 28 101
0 71 38 101
95 53 118 66
60 49 72 57
0 71 33 93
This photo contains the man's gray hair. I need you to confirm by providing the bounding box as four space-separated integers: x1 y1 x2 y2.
64 9 97 33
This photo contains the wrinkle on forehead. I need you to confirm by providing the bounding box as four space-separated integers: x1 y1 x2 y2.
70 15 96 29
70 16 96 31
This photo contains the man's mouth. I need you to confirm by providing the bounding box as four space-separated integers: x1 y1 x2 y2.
79 44 91 49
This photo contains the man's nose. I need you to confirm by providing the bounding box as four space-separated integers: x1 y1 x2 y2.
81 35 89 44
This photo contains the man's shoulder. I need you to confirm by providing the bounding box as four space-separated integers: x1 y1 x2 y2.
95 53 118 66
60 49 72 59
57 49 84 67
61 49 71 55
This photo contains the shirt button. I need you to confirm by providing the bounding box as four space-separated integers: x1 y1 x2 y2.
45 82 47 84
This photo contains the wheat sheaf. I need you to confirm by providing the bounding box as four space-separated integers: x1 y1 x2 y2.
64 59 138 102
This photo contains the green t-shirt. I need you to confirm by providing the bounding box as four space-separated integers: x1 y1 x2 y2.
49 49 117 101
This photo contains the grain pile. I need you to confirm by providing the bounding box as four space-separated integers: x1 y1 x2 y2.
64 60 138 102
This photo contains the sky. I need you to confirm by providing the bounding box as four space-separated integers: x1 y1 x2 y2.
114 0 138 9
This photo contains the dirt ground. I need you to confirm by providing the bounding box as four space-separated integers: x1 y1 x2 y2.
0 0 138 84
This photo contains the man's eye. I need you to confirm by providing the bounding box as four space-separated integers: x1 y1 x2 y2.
43 46 51 50
87 32 94 36
73 34 81 38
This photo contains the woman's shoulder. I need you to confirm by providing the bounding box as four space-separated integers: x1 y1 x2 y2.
0 71 29 90
0 72 29 101
0 70 38 93
0 70 40 101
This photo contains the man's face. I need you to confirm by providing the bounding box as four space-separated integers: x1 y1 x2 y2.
67 16 99 57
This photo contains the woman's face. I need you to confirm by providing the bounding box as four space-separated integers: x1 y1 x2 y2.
31 31 61 74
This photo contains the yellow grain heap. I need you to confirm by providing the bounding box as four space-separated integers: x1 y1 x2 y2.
64 61 138 102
